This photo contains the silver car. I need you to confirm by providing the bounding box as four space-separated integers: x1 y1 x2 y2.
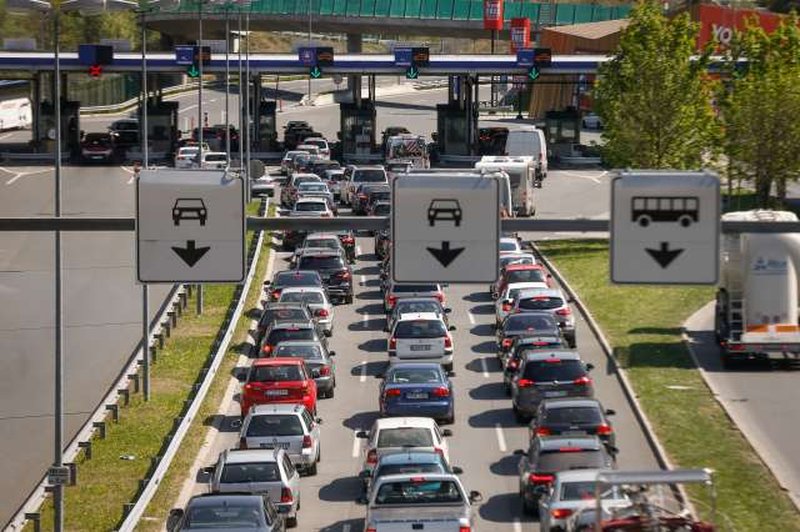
274 340 337 399
277 287 334 336
208 448 301 528
388 312 455 372
511 287 576 347
384 297 452 334
240 404 322 476
296 181 334 204
291 233 345 266
538 469 627 532
495 282 551 327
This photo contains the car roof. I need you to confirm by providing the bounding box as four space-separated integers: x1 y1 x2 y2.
500 236 520 243
518 287 564 298
295 197 327 204
543 397 603 410
377 450 446 466
396 312 443 322
524 350 581 361
250 403 306 415
394 297 443 306
506 310 557 320
354 165 385 170
274 340 323 348
223 449 281 464
188 493 264 508
537 435 603 451
306 232 339 239
374 417 437 429
508 282 549 291
505 263 544 272
280 286 326 294
252 357 306 367
554 468 606 483
373 472 458 484
269 321 314 329
276 269 319 277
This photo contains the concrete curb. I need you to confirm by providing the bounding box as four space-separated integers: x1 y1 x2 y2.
530 241 697 518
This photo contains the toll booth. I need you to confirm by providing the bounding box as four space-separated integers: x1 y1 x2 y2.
37 100 80 155
436 104 471 156
544 108 581 158
139 99 179 158
256 100 278 151
340 101 376 158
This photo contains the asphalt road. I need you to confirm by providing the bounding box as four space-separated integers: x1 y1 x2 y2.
170 173 658 532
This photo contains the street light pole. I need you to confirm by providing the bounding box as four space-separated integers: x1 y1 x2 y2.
244 10 251 202
307 0 312 102
225 7 231 160
139 5 151 401
238 8 244 175
197 0 204 315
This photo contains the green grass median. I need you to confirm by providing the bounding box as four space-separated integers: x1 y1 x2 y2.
26 201 270 531
538 239 800 532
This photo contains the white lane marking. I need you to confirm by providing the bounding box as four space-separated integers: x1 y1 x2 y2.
360 274 367 286
0 133 14 141
179 104 198 114
480 357 489 378
560 170 608 183
468 311 476 325
120 165 135 175
127 175 135 185
5 167 51 185
495 423 507 452
356 245 362 256
352 431 362 457
360 359 368 382
513 519 522 532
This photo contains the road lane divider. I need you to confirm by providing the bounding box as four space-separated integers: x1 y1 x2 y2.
494 423 507 453
352 431 362 458
480 356 490 379
360 360 368 383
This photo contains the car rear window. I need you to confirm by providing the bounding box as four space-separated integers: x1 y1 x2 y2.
274 344 322 360
395 320 447 339
205 154 226 162
393 284 438 293
266 328 314 345
373 204 391 216
246 414 304 436
250 364 304 382
262 307 309 324
395 301 441 315
298 256 344 270
274 271 320 287
505 314 557 332
377 427 434 448
519 296 564 311
523 359 585 381
220 462 281 483
304 239 339 250
500 241 520 251
507 270 546 284
374 480 463 505
354 169 387 182
295 201 327 212
279 291 324 304
375 463 444 477
388 367 442 384
500 255 535 268
186 502 264 528
544 406 602 425
537 449 606 472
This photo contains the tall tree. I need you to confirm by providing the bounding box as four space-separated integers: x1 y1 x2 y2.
594 1 719 168
719 14 800 207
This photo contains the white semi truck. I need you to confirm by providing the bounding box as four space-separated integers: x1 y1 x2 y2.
714 210 800 366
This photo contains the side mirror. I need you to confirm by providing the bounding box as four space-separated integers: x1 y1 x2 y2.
356 430 368 438
263 280 271 286
324 329 332 337
469 490 483 504
513 449 527 456
605 409 616 416
585 363 595 372
328 351 336 357
236 372 247 383
358 470 371 479
356 495 368 505
315 417 323 424
444 307 452 314
167 509 185 532
448 371 456 377
452 466 463 475
374 373 384 379
442 429 453 437
449 325 457 332
608 445 620 455
311 369 321 378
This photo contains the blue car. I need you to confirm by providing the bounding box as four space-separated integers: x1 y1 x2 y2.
378 363 454 424
359 450 463 497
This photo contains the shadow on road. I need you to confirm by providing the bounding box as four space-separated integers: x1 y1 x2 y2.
463 292 492 303
359 338 388 353
470 304 495 315
357 290 383 301
343 410 381 431
479 492 536 523
348 318 386 332
350 360 386 378
318 519 364 532
468 408 518 429
490 454 521 476
471 341 496 354
465 356 502 374
470 323 495 337
318 476 363 502
468 382 507 401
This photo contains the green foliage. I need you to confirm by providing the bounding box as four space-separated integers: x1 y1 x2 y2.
594 1 720 169
718 13 800 207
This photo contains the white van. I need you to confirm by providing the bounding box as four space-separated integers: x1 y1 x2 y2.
475 156 536 217
200 151 228 169
504 125 548 182
0 98 32 131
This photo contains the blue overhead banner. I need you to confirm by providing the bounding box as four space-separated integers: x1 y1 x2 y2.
78 44 113 66
175 45 195 65
516 48 552 68
394 48 413 67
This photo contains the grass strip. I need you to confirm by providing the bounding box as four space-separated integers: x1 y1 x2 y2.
26 201 267 532
538 239 800 532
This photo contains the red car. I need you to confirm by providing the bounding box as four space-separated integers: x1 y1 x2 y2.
240 357 318 417
493 264 552 299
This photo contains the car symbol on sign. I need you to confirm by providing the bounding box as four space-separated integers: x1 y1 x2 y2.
172 198 207 226
427 199 462 227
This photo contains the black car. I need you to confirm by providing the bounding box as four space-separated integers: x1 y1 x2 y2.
352 183 387 216
331 229 357 263
515 435 616 515
259 320 326 357
530 398 617 447
308 159 341 179
503 335 569 392
365 185 391 212
375 229 391 260
256 301 315 345
497 312 561 359
168 493 285 532
265 270 324 302
294 250 353 304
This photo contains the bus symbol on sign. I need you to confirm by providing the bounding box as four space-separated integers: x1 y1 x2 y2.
631 196 699 228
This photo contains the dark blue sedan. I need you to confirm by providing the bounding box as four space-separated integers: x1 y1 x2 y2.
378 363 454 424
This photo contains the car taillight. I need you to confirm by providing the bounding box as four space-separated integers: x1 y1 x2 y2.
529 473 554 485
459 527 471 532
432 386 450 397
508 360 519 370
389 337 397 350
385 388 401 397
444 335 453 349
262 344 273 355
343 236 354 244
367 449 378 464
502 303 512 312
551 508 573 519
535 427 551 435
434 447 444 457
518 378 535 388
366 528 377 532
319 365 331 376
281 487 293 503
597 423 613 435
728 344 746 351
315 308 329 317
239 437 248 449
555 307 572 316
302 435 312 448
502 338 513 349
338 270 352 280
387 295 397 308
436 292 444 303
573 376 592 385
271 289 281 300
358 193 367 199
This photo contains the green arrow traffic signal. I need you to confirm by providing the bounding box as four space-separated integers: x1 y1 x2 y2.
187 64 200 78
528 66 540 81
309 65 322 79
406 66 419 80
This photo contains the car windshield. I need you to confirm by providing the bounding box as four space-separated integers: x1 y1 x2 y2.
246 414 304 436
389 367 442 384
395 301 441 315
304 239 339 250
205 154 226 162
298 256 344 270
374 480 463 505
507 270 546 284
376 464 444 477
523 359 585 381
377 427 434 447
560 481 623 501
185 502 264 528
220 462 281 484
500 241 520 251
545 406 603 425
537 449 606 472
280 291 324 304
518 296 564 310
327 172 346 181
373 204 391 216
500 255 535 268
393 285 438 293
395 320 446 339
265 328 314 345
250 364 304 382
505 314 558 332
295 202 327 212
354 169 386 182
274 271 320 287
300 183 328 192
274 344 323 360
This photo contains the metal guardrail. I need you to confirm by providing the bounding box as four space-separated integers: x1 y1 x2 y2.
117 198 269 530
79 81 217 116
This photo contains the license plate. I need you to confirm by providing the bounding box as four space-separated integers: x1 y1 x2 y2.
259 442 290 449
406 392 429 400
545 390 568 398
266 389 289 396
410 344 432 352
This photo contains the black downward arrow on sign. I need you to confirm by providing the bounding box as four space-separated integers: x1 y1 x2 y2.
645 242 684 269
172 240 211 267
426 241 465 267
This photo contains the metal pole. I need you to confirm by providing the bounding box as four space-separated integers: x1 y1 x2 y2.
238 10 244 173
142 285 150 400
197 1 204 166
197 284 203 314
245 12 251 202
490 29 496 107
52 9 65 531
141 11 149 168
307 0 312 102
225 9 231 160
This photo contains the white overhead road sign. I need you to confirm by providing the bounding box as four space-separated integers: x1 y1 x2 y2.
137 169 245 283
392 174 500 283
611 170 720 285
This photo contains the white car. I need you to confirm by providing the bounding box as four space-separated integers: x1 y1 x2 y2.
251 175 276 197
290 197 334 218
278 287 334 336
388 312 455 372
500 236 523 253
344 166 388 206
356 417 452 479
301 137 330 159
281 150 307 175
174 146 199 168
495 281 550 327
200 151 228 169
295 144 321 157
208 448 302 528
539 469 627 531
